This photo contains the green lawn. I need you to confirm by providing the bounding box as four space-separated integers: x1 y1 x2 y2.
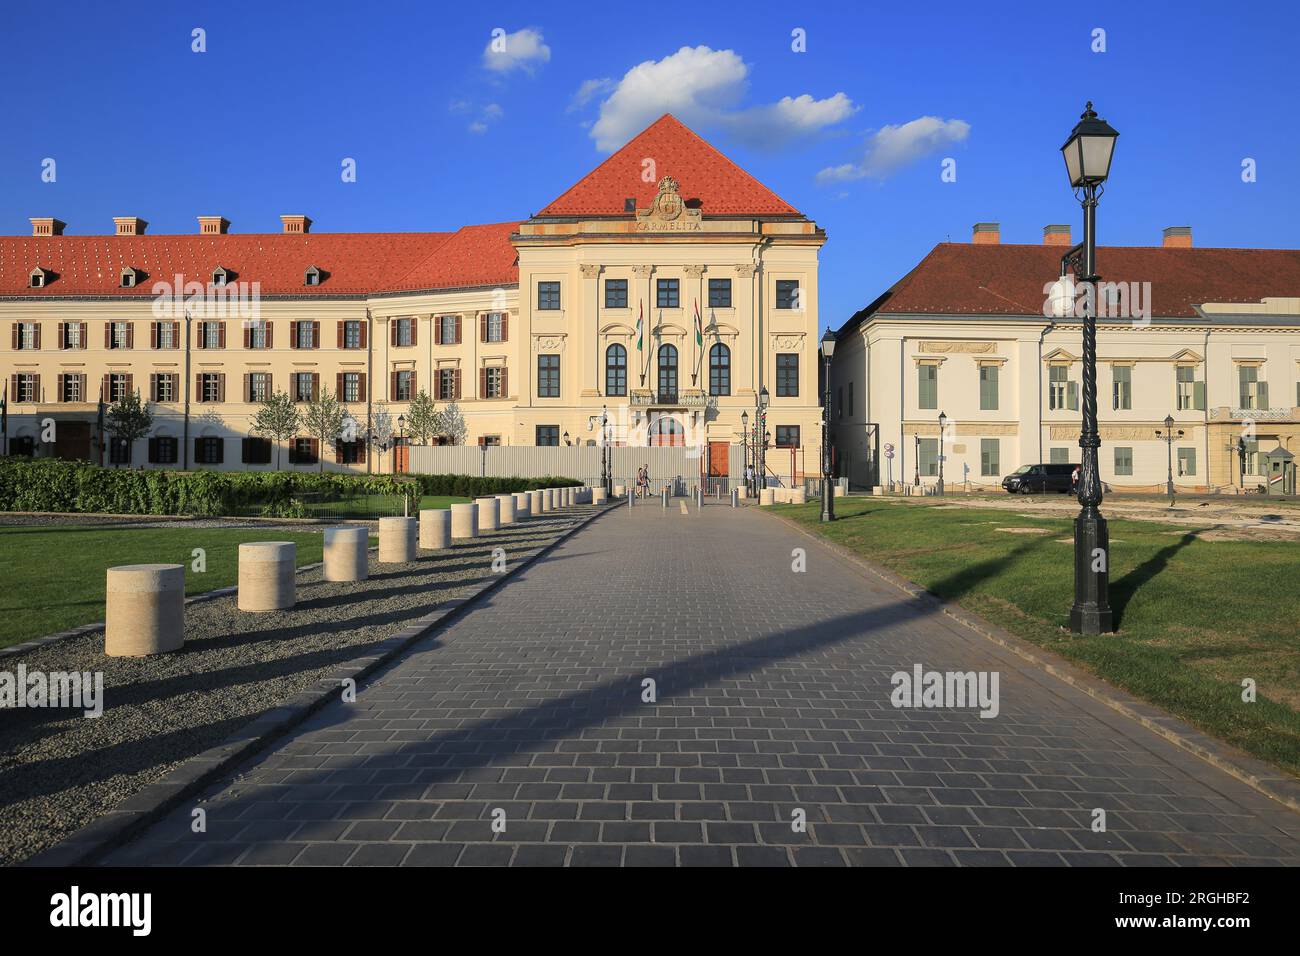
778 497 1300 776
0 526 368 648
295 494 469 519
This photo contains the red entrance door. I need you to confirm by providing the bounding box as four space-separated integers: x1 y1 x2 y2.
707 441 729 477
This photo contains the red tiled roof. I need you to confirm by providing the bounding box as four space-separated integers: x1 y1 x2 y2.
536 114 802 218
845 242 1300 325
0 226 520 297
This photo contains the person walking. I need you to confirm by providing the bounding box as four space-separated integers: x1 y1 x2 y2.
1071 463 1080 495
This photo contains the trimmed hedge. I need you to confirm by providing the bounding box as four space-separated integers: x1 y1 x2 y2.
0 458 581 517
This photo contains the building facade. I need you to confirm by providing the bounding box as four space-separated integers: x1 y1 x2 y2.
1 115 826 480
830 224 1300 494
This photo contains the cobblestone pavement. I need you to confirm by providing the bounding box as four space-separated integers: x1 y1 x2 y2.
103 500 1300 866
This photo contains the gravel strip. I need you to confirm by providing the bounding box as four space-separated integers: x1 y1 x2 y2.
0 513 340 532
0 510 588 865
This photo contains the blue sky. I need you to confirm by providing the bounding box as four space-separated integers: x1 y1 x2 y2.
3 0 1296 326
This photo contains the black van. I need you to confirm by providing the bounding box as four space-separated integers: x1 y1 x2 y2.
1002 463 1075 494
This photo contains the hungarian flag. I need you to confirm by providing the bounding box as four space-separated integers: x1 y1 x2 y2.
694 299 703 346
635 302 643 351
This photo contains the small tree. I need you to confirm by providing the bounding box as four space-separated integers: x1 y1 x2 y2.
300 386 345 472
250 389 301 469
439 401 466 446
370 405 395 473
406 390 439 445
106 389 154 467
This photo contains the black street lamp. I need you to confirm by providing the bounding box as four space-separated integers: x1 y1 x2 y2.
1061 101 1118 635
756 386 770 491
820 329 837 521
1156 414 1184 500
1236 435 1248 488
588 405 611 494
913 433 920 487
937 410 947 496
741 410 750 495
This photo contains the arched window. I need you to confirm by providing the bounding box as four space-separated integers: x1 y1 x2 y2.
649 416 685 447
709 343 731 396
605 344 627 396
657 344 678 402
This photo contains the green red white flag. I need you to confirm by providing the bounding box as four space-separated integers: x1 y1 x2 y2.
694 300 703 346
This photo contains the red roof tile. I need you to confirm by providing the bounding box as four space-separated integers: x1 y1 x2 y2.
846 242 1300 325
390 222 519 292
536 114 801 218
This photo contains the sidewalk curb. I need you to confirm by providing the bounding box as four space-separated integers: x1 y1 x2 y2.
763 507 1300 816
22 504 616 867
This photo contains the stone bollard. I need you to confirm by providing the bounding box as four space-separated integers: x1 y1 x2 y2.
627 489 634 508
613 484 625 497
760 488 776 506
791 489 807 505
528 489 543 515
731 488 739 508
514 492 531 519
238 541 296 612
105 563 185 657
475 497 500 532
566 487 576 507
323 526 369 582
378 516 418 563
539 489 552 513
496 494 517 525
419 509 451 550
450 502 478 539
833 484 845 497
592 487 608 505
661 487 668 508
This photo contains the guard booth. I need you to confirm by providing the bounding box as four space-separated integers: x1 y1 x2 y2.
1263 444 1296 495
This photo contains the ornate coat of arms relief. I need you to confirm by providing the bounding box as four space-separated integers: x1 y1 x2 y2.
635 177 703 232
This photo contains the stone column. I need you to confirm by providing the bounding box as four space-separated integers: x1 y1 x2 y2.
514 492 531 518
324 526 369 581
105 563 185 657
540 489 552 512
238 542 296 612
378 516 418 562
475 496 499 531
580 263 602 396
419 509 451 550
528 489 543 515
450 502 478 539
496 493 517 524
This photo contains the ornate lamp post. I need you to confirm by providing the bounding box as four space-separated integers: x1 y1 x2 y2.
820 329 837 521
588 405 611 494
756 386 770 491
395 414 407 474
1156 414 1184 500
937 410 947 496
913 434 920 487
741 410 750 495
1061 101 1118 635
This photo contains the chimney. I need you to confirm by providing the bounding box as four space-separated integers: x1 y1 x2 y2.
971 222 1000 245
280 215 312 235
1162 225 1192 248
198 216 230 235
30 217 66 237
1042 224 1072 246
113 216 147 236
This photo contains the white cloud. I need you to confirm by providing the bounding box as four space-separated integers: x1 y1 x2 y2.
467 103 504 134
482 27 551 75
818 116 970 181
569 77 615 112
584 46 853 152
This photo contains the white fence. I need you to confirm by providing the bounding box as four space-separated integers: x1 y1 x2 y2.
407 444 730 492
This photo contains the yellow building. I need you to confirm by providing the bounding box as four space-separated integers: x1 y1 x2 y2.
1 116 826 481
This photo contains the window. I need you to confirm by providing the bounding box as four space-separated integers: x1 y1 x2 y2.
605 344 627 396
656 278 679 309
10 436 34 455
484 366 504 399
775 426 800 448
60 375 83 402
242 437 272 465
109 322 131 350
295 321 316 350
481 435 501 447
394 317 414 347
1176 365 1205 411
918 438 939 477
776 353 799 397
657 345 677 402
304 266 321 286
341 321 363 349
212 268 229 287
708 278 731 308
1244 439 1260 476
196 436 224 465
1050 448 1070 465
109 437 131 465
29 270 45 289
63 322 83 349
120 269 137 288
536 425 560 446
605 279 628 309
341 372 362 403
438 368 459 401
155 322 175 350
1049 365 1077 410
149 436 178 465
709 343 730 396
537 355 560 398
199 373 223 403
293 372 315 402
152 374 175 403
201 321 222 350
918 363 937 410
485 312 505 343
979 365 999 411
1177 447 1196 477
775 280 800 310
246 321 269 349
1114 447 1133 476
980 438 1000 477
14 373 38 402
15 322 38 350
394 370 414 402
537 282 561 310
247 372 271 403
439 315 459 345
1112 365 1132 410
338 441 365 465
290 438 317 464
1238 365 1267 410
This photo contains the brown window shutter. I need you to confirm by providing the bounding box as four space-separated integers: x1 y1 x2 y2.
171 321 180 347
148 438 158 463
358 441 367 464
289 321 298 349
102 374 111 401
104 323 112 349
359 322 367 349
312 321 320 349
480 314 487 342
195 373 202 401
266 322 274 349
196 322 204 348
218 373 226 402
124 373 132 397
501 314 508 342
453 368 462 399
411 370 417 396
336 372 344 399
218 322 226 348
335 441 344 464
410 319 418 347
244 373 251 402
149 373 157 402
33 324 41 349
80 322 88 348
390 320 398 348
243 323 251 349
9 374 16 402
79 373 87 399
479 368 486 397
454 315 462 344
311 373 320 401
357 373 366 403
310 438 319 461
216 438 225 464
336 321 345 348
57 322 66 349
125 324 134 349
57 373 65 401
151 322 158 349
390 371 398 401
501 367 508 398
11 323 18 350
478 436 485 446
